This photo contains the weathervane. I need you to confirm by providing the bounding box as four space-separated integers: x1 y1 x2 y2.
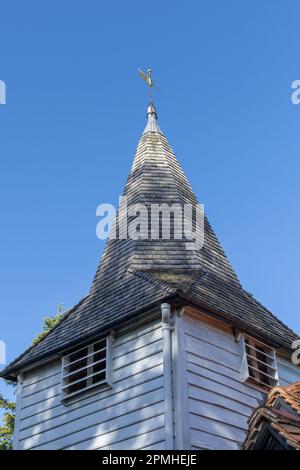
138 68 157 101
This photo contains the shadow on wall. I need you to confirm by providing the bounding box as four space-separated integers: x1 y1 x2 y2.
18 317 167 450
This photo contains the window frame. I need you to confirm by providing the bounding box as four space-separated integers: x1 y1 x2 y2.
60 334 113 402
239 334 278 391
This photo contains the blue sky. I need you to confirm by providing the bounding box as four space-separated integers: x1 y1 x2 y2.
0 1 299 403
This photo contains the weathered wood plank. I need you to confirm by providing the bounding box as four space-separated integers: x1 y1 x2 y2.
186 350 240 376
20 376 164 438
21 361 164 422
189 398 248 430
189 413 246 443
23 362 61 388
114 326 162 358
114 340 163 370
190 428 239 450
187 363 264 400
20 388 164 449
184 334 240 370
183 319 238 355
277 355 300 385
116 320 161 347
98 428 165 450
188 384 253 417
22 384 60 409
31 405 165 450
22 371 61 398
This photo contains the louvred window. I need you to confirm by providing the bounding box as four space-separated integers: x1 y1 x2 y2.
61 336 113 401
240 335 278 390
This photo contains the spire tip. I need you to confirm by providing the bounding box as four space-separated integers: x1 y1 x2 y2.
146 101 157 119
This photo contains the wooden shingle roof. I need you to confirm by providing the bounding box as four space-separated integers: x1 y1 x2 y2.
1 102 299 379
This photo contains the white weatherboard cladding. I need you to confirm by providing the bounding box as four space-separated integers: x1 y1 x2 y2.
178 312 265 450
176 310 300 450
16 319 165 450
277 354 300 386
13 308 300 451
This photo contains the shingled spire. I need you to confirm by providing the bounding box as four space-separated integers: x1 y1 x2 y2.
91 99 239 293
2 100 298 378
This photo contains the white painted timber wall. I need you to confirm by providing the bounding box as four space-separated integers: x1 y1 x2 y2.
176 309 300 450
277 354 300 386
16 318 166 450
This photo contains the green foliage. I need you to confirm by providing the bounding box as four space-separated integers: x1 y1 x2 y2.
0 304 68 450
0 393 15 450
32 304 68 345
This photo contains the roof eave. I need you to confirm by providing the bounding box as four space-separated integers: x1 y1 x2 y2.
176 292 296 353
2 289 296 381
0 291 179 380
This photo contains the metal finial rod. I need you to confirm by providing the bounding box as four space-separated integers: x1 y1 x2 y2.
148 69 152 101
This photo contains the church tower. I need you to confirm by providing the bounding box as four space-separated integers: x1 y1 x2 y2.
1 97 299 450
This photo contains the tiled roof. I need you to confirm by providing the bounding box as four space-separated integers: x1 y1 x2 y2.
268 382 300 414
243 382 300 449
1 102 299 379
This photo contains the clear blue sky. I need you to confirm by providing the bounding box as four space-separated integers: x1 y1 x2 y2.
1 1 299 403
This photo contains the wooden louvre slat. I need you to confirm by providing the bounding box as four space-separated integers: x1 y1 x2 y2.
61 337 109 400
62 357 106 381
62 378 108 401
243 335 278 390
248 364 277 381
246 352 277 370
62 369 107 390
245 342 275 361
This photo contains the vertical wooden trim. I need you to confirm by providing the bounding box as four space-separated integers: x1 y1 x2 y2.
161 303 174 450
272 349 279 385
86 344 94 387
173 311 191 450
239 335 250 383
13 372 24 450
106 333 114 387
60 355 66 402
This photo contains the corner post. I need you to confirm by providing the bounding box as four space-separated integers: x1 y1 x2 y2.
13 371 24 450
161 303 174 449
